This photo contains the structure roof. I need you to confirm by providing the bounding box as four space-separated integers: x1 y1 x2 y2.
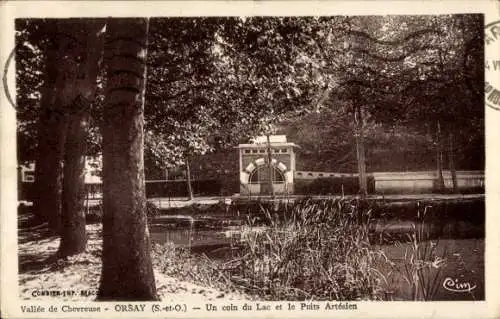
251 135 287 143
236 142 300 148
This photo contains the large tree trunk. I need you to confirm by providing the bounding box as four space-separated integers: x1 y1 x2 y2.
185 157 194 200
435 121 445 192
33 21 67 232
58 20 105 257
354 103 367 198
58 106 89 257
98 18 157 301
33 109 66 231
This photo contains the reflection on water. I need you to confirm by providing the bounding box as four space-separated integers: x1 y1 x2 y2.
150 215 483 257
151 227 232 248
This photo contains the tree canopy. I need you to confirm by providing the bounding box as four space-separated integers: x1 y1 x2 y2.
16 15 484 174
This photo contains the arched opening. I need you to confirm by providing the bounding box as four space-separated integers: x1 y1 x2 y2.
248 165 285 184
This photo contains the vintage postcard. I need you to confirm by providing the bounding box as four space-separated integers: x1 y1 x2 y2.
1 1 499 318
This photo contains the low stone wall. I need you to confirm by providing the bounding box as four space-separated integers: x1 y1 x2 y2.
372 171 484 194
294 170 484 194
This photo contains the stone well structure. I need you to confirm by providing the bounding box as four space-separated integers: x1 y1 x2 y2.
236 135 299 195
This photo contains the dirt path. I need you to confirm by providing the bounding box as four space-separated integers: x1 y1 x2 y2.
23 193 484 209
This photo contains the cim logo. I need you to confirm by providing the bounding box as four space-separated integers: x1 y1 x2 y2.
442 277 477 293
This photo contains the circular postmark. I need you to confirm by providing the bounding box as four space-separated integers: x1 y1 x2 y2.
485 20 500 110
2 45 17 110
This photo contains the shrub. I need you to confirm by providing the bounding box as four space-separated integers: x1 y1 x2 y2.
145 179 239 197
295 176 375 195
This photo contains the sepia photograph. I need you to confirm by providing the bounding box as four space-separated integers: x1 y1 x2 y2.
2 1 499 317
14 14 485 303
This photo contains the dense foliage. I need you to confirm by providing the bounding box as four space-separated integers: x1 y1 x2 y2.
17 16 483 175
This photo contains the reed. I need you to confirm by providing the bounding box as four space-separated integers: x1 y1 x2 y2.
230 198 388 300
396 203 448 301
152 198 451 301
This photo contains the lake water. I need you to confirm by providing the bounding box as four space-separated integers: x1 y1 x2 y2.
150 214 484 254
149 214 484 300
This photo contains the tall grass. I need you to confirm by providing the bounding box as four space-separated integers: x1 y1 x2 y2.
228 198 389 300
151 198 452 301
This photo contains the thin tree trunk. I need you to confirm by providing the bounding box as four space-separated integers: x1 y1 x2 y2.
98 18 157 301
435 50 447 193
448 128 458 193
354 103 367 198
186 157 194 200
58 20 104 257
436 121 445 192
266 134 275 198
165 168 171 205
